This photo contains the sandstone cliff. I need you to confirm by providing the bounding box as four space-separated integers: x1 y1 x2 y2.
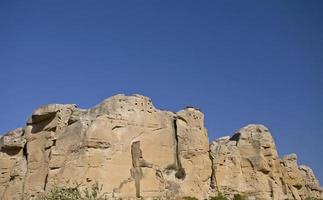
209 125 322 200
0 94 321 200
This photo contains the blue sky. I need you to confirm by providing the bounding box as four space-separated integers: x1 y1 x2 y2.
1 1 323 182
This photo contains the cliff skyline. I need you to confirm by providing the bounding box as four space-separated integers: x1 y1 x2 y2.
0 94 322 199
1 0 322 186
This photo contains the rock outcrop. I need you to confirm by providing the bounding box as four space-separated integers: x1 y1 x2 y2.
210 125 323 200
0 94 321 200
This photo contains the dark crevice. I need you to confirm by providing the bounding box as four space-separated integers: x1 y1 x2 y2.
67 118 77 126
47 140 56 159
49 167 60 170
268 179 274 198
0 148 21 156
173 118 186 179
112 125 124 130
22 142 28 199
173 118 181 169
230 132 241 142
176 116 188 124
131 141 142 198
9 175 16 182
209 151 216 189
45 127 56 132
44 174 49 191
30 114 56 133
29 112 57 125
23 144 28 163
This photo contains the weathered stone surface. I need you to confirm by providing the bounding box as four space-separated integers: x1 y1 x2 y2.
281 154 323 200
0 128 27 200
0 128 26 150
210 124 323 200
176 108 211 199
0 95 321 200
0 94 211 199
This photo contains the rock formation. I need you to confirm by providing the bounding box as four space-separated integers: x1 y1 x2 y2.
209 125 322 200
0 94 321 200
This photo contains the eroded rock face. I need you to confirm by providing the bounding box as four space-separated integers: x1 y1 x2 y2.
0 128 27 200
281 154 323 200
0 94 211 199
210 124 323 200
0 94 321 200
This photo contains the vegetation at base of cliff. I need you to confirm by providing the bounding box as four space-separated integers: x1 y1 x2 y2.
37 182 107 200
183 197 199 200
36 183 322 200
184 193 246 200
209 193 228 200
232 194 246 200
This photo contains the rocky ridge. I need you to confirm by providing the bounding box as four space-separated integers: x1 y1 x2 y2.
0 94 322 200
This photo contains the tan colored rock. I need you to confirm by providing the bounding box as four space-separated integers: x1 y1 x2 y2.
210 124 323 200
0 94 211 199
0 95 321 200
0 128 27 200
176 108 211 199
281 154 323 200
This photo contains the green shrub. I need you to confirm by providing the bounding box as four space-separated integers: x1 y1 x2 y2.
182 196 199 200
37 182 107 200
37 186 82 200
209 192 228 200
233 194 246 200
175 167 186 179
83 182 107 200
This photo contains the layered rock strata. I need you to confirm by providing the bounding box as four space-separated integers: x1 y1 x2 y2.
0 94 321 200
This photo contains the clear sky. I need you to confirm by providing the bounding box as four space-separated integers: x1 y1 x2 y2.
1 1 322 183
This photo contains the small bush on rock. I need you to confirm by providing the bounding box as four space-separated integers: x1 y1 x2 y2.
38 186 81 200
182 196 198 200
37 182 107 200
233 194 246 200
304 198 323 200
209 192 228 200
